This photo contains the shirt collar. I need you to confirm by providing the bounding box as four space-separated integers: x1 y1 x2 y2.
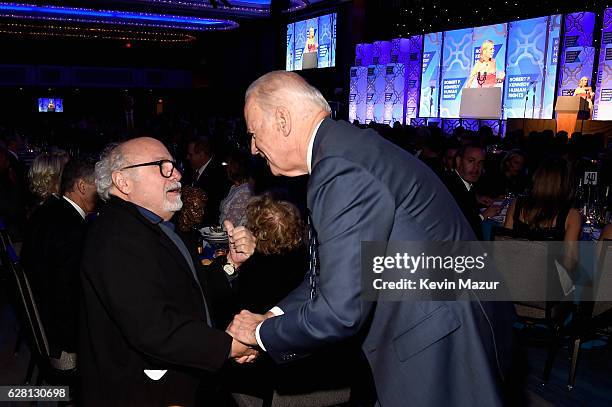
307 119 324 174
62 195 86 220
196 156 213 180
454 169 473 191
136 205 175 231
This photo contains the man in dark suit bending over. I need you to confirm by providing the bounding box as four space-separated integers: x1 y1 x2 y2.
228 71 516 406
79 137 257 406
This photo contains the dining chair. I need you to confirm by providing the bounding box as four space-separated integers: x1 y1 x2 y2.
0 219 77 400
491 226 575 386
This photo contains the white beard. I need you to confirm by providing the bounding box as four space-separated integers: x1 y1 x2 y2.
163 181 183 212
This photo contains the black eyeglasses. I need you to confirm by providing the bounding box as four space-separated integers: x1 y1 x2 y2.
120 160 177 178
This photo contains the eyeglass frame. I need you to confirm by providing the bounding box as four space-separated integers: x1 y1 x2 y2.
120 159 178 178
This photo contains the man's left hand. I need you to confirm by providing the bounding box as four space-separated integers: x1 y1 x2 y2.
226 310 269 347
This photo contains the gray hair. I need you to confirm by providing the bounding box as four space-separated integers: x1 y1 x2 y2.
95 142 127 201
245 70 331 114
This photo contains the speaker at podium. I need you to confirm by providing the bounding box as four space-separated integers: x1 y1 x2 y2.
555 96 590 135
459 87 502 119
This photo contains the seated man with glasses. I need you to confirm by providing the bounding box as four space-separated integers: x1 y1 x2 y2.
79 137 257 407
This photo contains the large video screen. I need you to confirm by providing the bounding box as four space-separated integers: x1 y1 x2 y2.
38 98 63 113
286 13 336 71
419 14 561 120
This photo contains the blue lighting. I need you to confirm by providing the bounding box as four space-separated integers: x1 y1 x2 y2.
0 2 238 29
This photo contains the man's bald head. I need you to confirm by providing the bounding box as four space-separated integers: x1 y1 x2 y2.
245 71 331 117
244 71 332 177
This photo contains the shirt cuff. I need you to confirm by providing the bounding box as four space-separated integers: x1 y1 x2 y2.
255 322 267 351
255 307 284 351
269 306 284 316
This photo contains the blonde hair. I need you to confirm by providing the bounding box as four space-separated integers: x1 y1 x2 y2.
28 153 66 201
479 40 495 63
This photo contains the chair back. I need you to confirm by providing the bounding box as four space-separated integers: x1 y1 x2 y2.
0 220 51 362
593 242 612 317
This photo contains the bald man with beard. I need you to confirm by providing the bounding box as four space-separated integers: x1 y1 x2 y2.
79 137 257 406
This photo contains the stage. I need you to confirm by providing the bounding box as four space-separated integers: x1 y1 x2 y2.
506 119 612 146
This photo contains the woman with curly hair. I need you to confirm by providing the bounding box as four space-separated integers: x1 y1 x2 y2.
203 194 307 329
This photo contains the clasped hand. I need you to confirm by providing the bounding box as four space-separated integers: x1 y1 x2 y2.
226 310 272 363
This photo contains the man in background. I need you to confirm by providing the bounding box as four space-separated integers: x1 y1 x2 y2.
186 136 230 226
444 144 500 240
21 156 97 370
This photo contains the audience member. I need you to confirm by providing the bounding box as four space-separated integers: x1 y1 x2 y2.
186 136 231 226
204 194 306 328
219 150 253 227
504 158 581 241
27 152 69 210
79 137 257 406
21 156 97 370
444 144 500 239
0 146 26 240
477 149 528 198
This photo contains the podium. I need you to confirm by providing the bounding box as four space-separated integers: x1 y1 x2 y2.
302 52 318 69
459 87 502 119
555 96 589 135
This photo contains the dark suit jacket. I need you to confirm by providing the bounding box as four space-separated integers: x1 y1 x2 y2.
259 119 516 406
443 170 484 240
192 158 231 227
21 196 85 357
79 197 232 407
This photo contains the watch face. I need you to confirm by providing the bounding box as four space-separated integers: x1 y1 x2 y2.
223 263 235 275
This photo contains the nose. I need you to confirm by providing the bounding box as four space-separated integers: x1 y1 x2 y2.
250 140 259 155
173 167 182 181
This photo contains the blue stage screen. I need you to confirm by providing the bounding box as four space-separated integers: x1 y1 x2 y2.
420 32 442 118
286 13 337 71
440 24 507 118
38 98 63 113
504 15 562 119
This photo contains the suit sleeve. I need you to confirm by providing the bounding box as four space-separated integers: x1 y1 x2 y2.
82 233 232 371
260 157 396 362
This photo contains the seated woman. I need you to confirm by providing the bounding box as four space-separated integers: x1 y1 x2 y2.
219 150 253 227
504 158 581 241
476 149 528 198
204 194 307 328
27 151 69 212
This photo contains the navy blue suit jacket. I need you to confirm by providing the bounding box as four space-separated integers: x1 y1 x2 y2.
259 119 516 406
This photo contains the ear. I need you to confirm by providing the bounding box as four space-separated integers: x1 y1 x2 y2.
77 179 87 195
111 170 131 195
275 106 292 137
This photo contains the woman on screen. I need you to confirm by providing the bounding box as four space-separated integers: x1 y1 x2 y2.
305 26 317 53
466 40 505 88
574 76 594 113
